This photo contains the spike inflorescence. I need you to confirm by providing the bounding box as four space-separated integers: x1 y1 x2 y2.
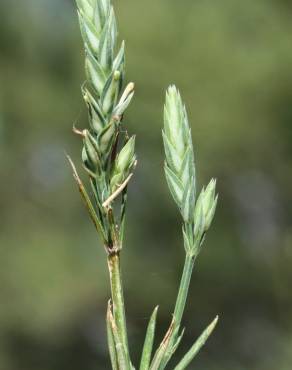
73 0 136 249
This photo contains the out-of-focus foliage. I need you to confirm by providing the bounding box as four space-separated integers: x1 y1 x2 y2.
0 0 292 369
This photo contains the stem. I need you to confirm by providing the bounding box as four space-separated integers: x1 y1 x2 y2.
108 252 130 366
173 253 195 328
158 253 195 370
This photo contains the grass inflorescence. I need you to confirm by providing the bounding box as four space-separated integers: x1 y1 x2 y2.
68 1 219 369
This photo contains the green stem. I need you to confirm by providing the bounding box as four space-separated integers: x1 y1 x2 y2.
158 253 195 370
108 252 130 367
173 253 195 328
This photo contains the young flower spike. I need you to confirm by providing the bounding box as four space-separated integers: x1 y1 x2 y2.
163 85 196 223
163 85 218 250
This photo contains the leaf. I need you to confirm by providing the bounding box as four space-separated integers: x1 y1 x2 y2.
170 328 185 356
106 301 118 370
164 165 183 208
66 155 107 242
107 301 128 370
159 328 185 370
173 316 218 370
139 306 159 370
149 319 175 370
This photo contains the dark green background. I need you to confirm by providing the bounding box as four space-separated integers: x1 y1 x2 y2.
1 0 292 369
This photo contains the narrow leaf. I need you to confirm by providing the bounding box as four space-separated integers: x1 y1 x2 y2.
139 306 159 370
159 328 185 370
106 301 118 370
66 155 106 242
107 301 128 370
170 328 185 356
174 316 218 370
150 319 175 370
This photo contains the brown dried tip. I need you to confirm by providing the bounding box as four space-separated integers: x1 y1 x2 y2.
73 126 86 137
120 82 135 102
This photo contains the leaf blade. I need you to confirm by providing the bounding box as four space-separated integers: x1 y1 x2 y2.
149 319 175 370
107 301 128 370
174 316 218 370
139 306 159 370
66 155 107 242
106 301 118 370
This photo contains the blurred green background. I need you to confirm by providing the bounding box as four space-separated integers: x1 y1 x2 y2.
1 0 292 369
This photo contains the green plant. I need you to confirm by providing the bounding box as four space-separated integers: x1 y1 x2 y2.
68 0 218 369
